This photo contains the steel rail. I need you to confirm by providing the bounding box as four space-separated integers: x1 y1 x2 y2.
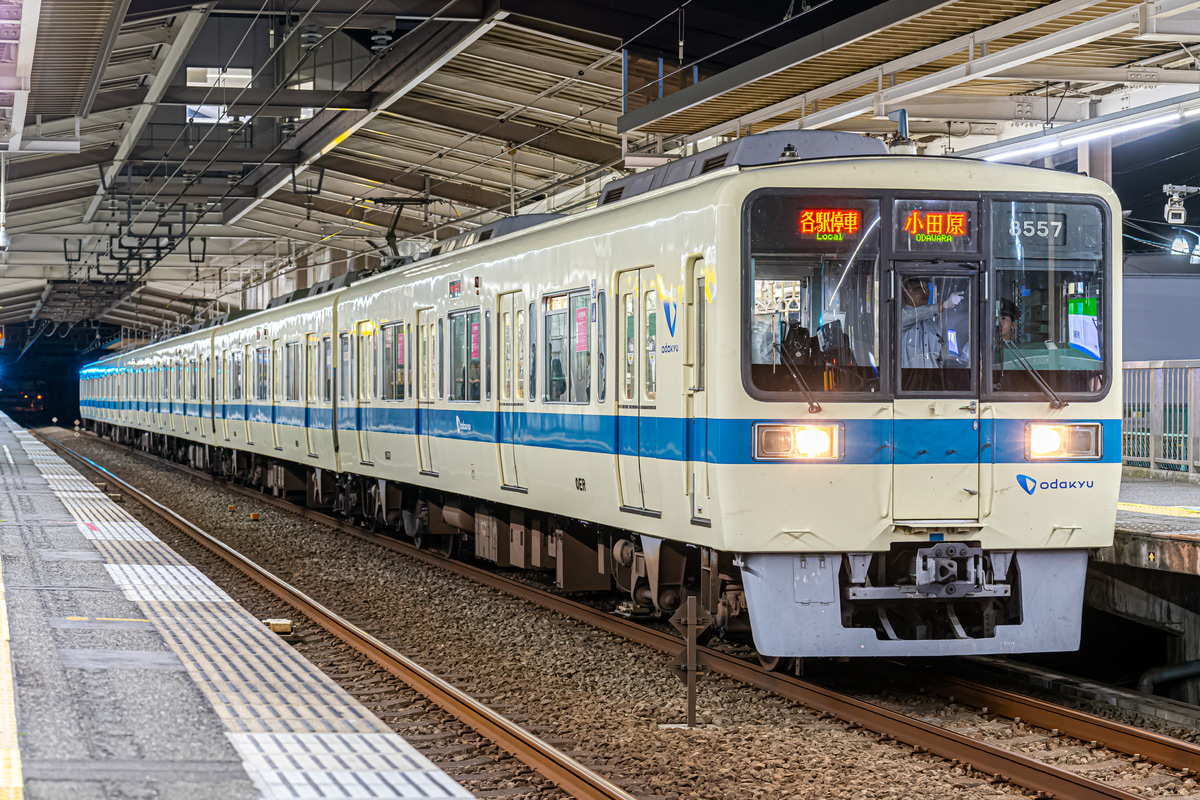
35 432 636 800
62 430 1194 799
921 675 1200 773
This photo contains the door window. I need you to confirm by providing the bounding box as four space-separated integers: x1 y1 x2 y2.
898 273 976 394
622 293 635 402
643 290 656 401
449 310 481 402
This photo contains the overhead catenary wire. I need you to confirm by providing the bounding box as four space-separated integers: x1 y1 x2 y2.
135 0 839 324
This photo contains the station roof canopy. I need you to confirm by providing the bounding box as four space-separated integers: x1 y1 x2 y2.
1 0 1198 342
618 0 1200 144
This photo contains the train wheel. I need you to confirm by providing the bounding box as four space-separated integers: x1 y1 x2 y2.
756 653 796 673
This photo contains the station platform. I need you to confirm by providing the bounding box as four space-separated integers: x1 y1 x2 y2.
0 413 472 800
1103 475 1200 575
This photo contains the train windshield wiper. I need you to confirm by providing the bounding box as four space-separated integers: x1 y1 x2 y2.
1002 340 1067 409
773 343 822 414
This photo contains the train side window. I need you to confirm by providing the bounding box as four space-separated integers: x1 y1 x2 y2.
449 309 481 402
643 289 657 401
501 310 512 401
406 324 413 400
187 359 197 400
438 317 445 400
622 293 635 401
176 360 184 400
215 356 222 403
322 336 332 402
284 342 301 401
255 347 270 401
420 323 430 400
340 333 354 401
485 310 491 400
230 351 242 401
516 308 525 400
543 290 590 404
597 292 607 403
381 322 405 401
200 359 207 402
312 338 321 402
528 302 537 400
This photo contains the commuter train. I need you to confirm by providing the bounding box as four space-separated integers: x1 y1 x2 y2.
81 131 1122 659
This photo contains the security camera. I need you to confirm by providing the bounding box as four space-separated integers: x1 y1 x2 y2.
1164 184 1200 225
1166 196 1187 225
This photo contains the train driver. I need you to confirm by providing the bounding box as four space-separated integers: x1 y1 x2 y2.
899 277 963 368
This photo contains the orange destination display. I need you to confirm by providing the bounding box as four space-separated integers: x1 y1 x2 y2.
901 208 969 242
798 208 861 240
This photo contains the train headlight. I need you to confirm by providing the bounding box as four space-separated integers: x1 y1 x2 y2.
754 423 842 460
1025 422 1101 459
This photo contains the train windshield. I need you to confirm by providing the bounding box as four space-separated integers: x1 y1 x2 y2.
990 201 1106 395
746 196 882 396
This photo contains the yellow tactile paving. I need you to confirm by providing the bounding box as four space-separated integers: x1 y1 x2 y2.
0 563 22 800
1118 501 1200 518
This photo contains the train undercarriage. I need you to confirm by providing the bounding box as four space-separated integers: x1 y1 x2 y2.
91 421 1042 659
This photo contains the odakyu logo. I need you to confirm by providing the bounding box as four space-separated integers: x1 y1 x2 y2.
455 415 472 434
663 299 678 337
1016 474 1094 496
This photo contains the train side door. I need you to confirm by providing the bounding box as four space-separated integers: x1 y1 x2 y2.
242 346 253 443
306 333 319 456
497 291 525 489
416 309 436 474
686 262 710 522
271 339 283 450
615 267 661 512
356 322 374 464
893 266 981 521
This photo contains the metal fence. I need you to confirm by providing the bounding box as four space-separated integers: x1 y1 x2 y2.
1122 361 1200 472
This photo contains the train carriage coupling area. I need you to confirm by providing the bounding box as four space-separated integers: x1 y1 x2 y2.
0 412 471 800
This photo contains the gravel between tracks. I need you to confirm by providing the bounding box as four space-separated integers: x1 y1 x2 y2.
54 430 1198 800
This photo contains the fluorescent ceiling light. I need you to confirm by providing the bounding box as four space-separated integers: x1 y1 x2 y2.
1060 112 1181 147
982 139 1060 162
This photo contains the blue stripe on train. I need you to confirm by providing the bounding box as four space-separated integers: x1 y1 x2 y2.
86 398 1121 465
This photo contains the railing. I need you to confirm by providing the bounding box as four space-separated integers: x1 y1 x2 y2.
1122 361 1200 472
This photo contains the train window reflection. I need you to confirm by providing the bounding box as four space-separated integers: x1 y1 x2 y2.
449 310 481 402
990 201 1106 395
746 196 881 397
543 290 590 404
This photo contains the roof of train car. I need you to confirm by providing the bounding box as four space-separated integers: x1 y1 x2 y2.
83 152 1116 373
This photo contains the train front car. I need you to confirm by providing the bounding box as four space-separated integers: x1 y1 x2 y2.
727 160 1120 657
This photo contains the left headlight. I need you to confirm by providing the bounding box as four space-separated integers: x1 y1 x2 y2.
1025 422 1101 460
754 423 842 461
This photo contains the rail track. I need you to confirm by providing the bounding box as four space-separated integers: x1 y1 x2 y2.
44 429 1200 800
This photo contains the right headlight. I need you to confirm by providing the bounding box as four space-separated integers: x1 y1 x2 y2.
754 423 843 461
1025 422 1101 460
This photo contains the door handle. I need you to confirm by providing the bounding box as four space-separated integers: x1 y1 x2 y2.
960 401 977 414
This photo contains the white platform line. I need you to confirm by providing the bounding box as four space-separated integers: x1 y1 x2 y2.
2 448 13 466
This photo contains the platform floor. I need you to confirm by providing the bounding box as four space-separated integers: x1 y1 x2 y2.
1104 476 1200 574
0 414 472 800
